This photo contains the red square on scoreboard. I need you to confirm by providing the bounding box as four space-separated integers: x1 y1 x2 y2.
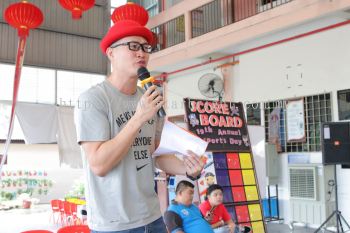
229 170 243 186
235 205 250 223
232 186 246 202
227 153 240 169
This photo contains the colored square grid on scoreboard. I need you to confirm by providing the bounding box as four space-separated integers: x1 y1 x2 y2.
213 152 260 203
226 203 265 233
184 99 266 233
211 151 266 233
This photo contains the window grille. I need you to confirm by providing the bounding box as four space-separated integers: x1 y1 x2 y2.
248 93 332 153
337 89 350 121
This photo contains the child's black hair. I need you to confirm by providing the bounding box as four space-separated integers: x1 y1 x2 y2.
175 180 194 194
205 184 223 200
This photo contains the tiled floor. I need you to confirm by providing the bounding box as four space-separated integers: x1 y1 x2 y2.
0 205 348 233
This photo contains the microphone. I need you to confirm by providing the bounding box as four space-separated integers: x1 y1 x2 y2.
137 67 166 117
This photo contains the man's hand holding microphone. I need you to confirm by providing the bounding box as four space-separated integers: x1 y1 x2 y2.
135 67 166 123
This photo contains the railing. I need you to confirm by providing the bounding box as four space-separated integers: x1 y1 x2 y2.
150 0 293 52
192 0 293 38
135 0 183 16
192 0 224 38
151 15 185 52
259 0 293 12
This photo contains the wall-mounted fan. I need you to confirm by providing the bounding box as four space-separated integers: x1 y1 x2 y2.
198 73 224 101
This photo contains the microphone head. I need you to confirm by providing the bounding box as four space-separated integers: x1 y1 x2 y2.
137 67 150 81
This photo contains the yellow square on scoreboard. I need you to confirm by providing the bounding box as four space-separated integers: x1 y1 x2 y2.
242 170 256 185
239 153 253 168
251 221 265 233
244 186 259 201
248 204 262 221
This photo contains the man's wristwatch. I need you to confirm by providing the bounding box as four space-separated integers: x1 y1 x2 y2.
186 172 201 181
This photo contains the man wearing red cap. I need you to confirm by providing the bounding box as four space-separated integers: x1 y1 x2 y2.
74 3 204 233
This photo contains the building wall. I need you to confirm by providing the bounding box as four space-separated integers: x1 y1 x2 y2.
234 25 350 103
234 21 350 224
164 22 350 223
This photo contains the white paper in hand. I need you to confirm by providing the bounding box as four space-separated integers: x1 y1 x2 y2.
153 120 209 156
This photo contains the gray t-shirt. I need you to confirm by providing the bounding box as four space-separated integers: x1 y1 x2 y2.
74 80 163 231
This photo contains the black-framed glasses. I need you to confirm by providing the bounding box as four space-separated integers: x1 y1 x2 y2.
110 41 153 53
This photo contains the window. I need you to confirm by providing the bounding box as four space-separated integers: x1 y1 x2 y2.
264 93 332 152
0 64 15 101
111 0 127 8
57 71 105 106
0 62 106 143
131 0 183 13
19 67 56 104
0 103 25 141
0 64 55 104
337 89 350 121
140 0 160 17
246 103 261 125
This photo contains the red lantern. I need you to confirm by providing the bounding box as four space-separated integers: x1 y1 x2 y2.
1 1 43 178
4 1 43 38
58 0 95 20
111 2 149 26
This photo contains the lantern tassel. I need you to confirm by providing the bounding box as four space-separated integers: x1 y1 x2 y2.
0 37 27 180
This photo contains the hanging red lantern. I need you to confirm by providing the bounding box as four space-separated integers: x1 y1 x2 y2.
111 2 149 26
58 0 95 20
1 1 43 179
4 1 44 38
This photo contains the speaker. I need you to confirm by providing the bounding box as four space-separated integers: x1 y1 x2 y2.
322 122 350 165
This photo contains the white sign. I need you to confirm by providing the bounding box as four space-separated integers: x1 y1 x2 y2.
286 99 305 142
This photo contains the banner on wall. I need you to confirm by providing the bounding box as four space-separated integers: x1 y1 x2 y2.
286 98 306 142
268 107 282 152
184 98 250 152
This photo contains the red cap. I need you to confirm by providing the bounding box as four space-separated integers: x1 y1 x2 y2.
100 3 153 54
100 20 153 54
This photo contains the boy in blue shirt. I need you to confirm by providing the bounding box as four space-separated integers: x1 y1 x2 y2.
164 180 214 233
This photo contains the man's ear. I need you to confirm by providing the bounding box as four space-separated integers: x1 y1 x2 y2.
106 47 114 60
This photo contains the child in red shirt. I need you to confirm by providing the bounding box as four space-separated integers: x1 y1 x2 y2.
199 184 251 233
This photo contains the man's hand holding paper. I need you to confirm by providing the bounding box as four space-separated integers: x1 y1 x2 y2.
153 120 209 156
153 120 209 180
183 150 206 180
